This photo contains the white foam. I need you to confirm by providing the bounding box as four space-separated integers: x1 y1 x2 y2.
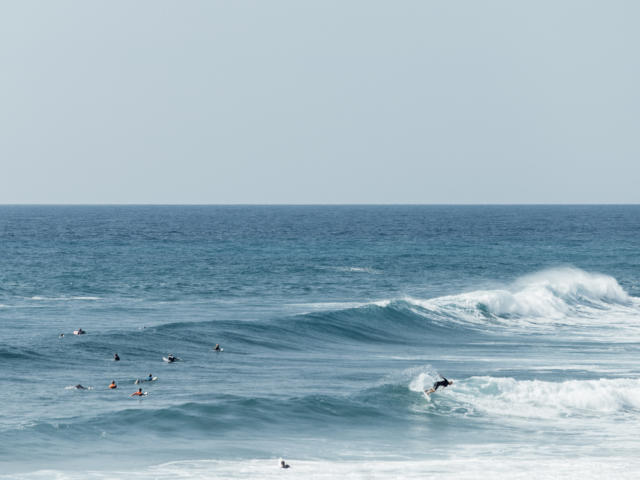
444 376 640 419
30 296 101 301
286 301 369 311
8 457 640 480
286 299 391 315
403 267 640 335
408 371 438 393
320 265 382 274
284 268 638 336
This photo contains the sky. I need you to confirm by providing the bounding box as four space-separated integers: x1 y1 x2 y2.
1 0 638 204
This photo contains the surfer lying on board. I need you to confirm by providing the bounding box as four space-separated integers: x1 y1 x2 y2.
130 388 144 397
424 376 454 395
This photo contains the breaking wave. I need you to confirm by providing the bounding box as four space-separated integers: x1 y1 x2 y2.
85 268 640 350
409 374 640 419
401 267 638 334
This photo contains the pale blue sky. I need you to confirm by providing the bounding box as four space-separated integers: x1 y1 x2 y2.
1 1 638 203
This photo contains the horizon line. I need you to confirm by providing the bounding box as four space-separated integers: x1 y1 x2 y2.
1 203 639 207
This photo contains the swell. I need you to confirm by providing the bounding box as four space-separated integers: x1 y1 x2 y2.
17 369 640 441
142 268 640 345
0 345 44 361
20 267 638 362
26 393 395 438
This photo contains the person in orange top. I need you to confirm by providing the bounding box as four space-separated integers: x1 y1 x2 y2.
109 380 117 389
130 388 144 397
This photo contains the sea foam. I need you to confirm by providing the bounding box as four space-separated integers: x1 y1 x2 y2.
437 376 640 419
8 457 640 480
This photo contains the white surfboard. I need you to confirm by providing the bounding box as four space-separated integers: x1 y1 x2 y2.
135 377 158 384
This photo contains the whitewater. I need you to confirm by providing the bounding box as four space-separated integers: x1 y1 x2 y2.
1 205 639 479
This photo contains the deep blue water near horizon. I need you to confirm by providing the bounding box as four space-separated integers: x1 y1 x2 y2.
1 205 640 479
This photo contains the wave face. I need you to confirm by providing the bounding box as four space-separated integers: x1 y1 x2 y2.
140 268 640 348
2 206 640 478
400 267 640 336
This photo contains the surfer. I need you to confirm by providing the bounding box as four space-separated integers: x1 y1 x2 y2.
147 373 153 381
113 353 120 361
74 384 87 390
130 388 144 397
75 328 86 335
425 375 454 395
59 333 64 338
279 458 290 469
167 354 176 363
213 344 221 352
109 380 117 389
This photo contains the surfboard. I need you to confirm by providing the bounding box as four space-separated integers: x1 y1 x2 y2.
213 348 224 352
134 377 158 384
73 330 86 335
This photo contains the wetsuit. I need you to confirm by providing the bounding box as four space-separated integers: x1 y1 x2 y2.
432 377 451 392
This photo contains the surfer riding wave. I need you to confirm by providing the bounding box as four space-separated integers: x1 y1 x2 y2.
425 375 454 395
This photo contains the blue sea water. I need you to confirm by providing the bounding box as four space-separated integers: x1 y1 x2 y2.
1 205 640 479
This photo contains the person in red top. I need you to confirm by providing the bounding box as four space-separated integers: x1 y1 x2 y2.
130 388 144 397
109 380 117 389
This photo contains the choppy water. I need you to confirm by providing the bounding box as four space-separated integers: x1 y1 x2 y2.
1 206 639 479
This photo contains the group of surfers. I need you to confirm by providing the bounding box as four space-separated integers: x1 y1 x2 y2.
71 340 223 396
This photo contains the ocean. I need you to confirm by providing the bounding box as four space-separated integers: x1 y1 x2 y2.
1 205 639 479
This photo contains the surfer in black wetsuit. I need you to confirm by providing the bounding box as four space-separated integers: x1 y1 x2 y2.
425 376 454 395
114 353 120 361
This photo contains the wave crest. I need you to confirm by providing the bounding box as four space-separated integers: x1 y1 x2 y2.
404 268 636 331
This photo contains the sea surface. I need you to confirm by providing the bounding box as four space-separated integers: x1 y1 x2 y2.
1 205 640 479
